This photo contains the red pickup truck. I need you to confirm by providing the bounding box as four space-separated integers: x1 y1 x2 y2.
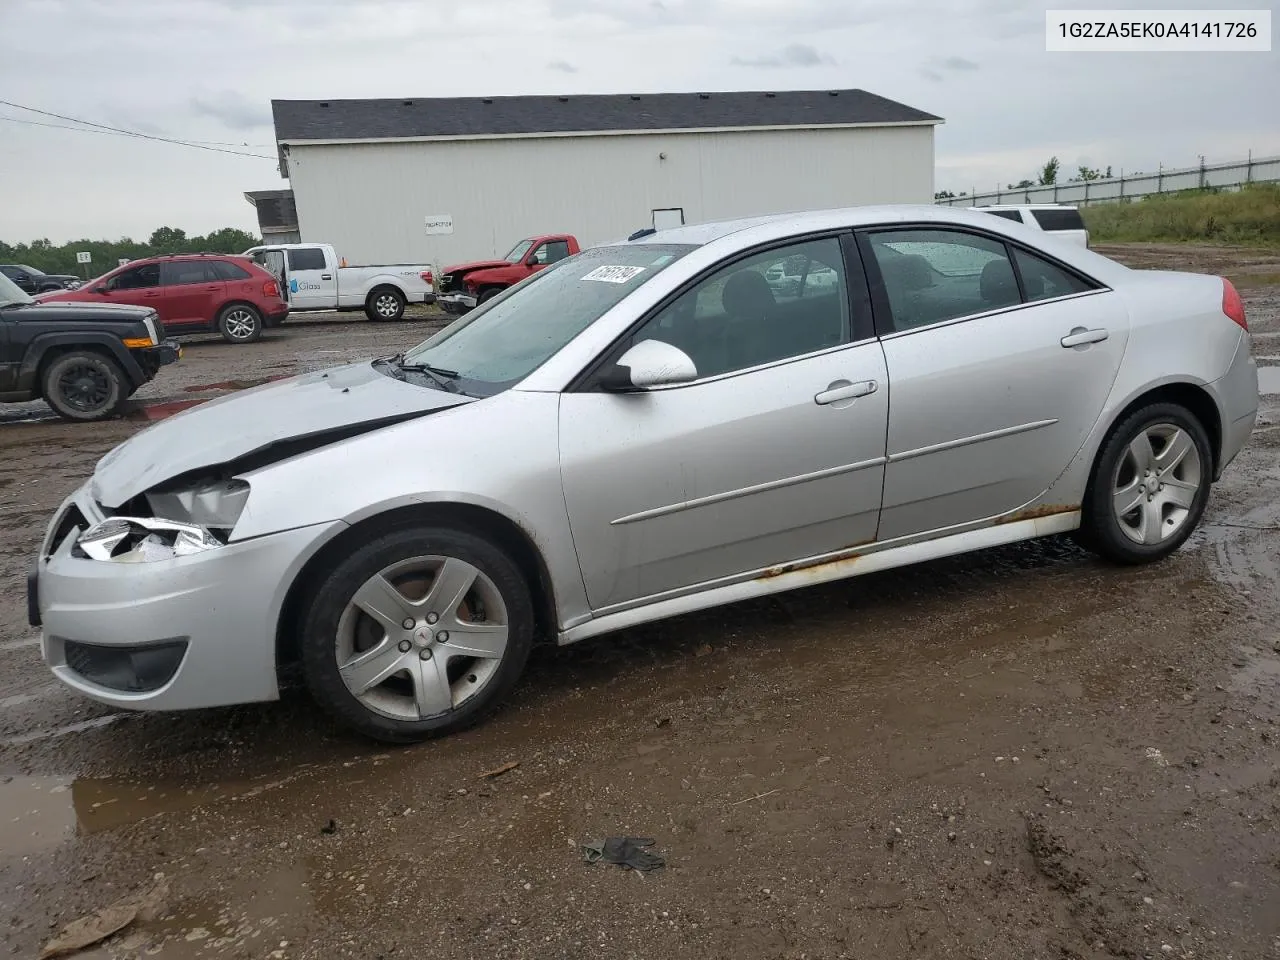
436 234 580 314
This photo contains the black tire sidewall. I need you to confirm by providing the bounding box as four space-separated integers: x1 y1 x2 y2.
299 525 535 743
42 351 125 421
1082 402 1213 564
366 289 405 321
479 288 501 304
217 304 263 343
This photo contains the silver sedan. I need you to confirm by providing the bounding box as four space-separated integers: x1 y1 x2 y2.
32 205 1259 742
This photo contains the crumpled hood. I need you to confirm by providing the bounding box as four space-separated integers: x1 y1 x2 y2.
90 361 472 507
443 259 511 274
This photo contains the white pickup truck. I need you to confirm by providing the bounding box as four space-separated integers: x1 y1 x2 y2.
242 243 436 322
971 204 1091 248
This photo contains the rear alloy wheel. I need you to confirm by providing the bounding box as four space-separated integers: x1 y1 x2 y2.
367 288 406 321
1080 403 1212 564
300 525 535 743
217 304 263 343
42 350 126 422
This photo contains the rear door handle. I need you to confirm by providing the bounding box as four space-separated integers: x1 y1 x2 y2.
1060 327 1109 348
321 274 333 280
815 379 878 405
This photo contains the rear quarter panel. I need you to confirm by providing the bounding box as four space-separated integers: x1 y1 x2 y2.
1043 270 1245 501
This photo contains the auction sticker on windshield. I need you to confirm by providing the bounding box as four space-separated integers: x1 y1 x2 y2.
581 265 646 283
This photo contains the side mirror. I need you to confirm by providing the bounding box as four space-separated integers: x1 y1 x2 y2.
600 339 698 392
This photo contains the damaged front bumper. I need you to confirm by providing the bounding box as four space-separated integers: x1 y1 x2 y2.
32 487 343 710
437 292 477 313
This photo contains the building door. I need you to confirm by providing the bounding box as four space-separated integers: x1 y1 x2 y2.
652 208 685 232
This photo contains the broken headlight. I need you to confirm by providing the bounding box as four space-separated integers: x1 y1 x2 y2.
76 479 250 563
77 517 223 563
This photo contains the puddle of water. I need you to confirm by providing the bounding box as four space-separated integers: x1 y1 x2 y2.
1229 648 1280 697
0 776 76 857
1258 365 1280 395
0 773 264 858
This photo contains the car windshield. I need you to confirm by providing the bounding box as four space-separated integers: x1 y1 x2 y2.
17 264 47 277
400 243 696 395
0 272 35 307
503 239 533 263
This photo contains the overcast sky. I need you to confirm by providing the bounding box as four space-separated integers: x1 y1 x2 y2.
2 0 1276 243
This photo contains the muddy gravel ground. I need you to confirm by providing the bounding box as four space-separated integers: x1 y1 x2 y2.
2 248 1280 960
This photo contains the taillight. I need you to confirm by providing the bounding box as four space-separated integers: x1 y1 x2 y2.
264 280 280 298
1221 277 1247 330
420 270 434 285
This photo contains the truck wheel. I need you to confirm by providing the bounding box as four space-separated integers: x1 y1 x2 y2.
478 288 503 305
367 287 406 321
43 350 126 422
217 304 263 343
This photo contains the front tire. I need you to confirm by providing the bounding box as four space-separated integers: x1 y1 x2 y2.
42 350 127 422
366 287 406 321
1079 402 1212 565
478 287 503 305
299 525 535 743
217 304 263 343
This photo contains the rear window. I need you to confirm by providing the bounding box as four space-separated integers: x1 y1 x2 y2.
211 260 252 281
982 209 1024 223
287 248 327 271
1030 208 1087 232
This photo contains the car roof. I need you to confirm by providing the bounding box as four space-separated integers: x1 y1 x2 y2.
620 203 1080 247
972 204 1080 210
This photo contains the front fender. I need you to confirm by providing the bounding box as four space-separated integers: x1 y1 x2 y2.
19 332 147 393
230 390 592 628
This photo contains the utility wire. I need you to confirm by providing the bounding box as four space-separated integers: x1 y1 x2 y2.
0 99 277 159
0 113 273 148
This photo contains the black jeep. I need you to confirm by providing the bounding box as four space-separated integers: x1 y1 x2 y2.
0 272 181 422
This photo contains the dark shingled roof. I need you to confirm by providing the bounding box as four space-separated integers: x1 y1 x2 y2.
271 90 941 143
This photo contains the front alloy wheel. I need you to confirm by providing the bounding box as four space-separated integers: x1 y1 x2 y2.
338 556 509 721
301 526 534 742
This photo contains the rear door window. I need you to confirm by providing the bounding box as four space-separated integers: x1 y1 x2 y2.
982 209 1025 223
1029 208 1086 232
210 260 252 281
865 228 1020 332
162 261 218 286
1012 248 1097 302
287 247 327 271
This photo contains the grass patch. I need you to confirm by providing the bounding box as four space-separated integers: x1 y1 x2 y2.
1081 184 1280 246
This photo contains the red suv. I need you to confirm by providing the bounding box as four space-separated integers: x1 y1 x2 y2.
39 254 289 344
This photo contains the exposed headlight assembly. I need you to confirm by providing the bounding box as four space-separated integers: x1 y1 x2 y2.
77 517 222 562
76 479 250 563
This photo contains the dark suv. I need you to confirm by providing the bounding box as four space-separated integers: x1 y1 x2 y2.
1 264 82 294
39 254 289 344
0 272 181 421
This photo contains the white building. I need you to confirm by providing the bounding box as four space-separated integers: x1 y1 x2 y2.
269 89 942 266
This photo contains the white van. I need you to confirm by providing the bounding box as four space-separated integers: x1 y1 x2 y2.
971 205 1090 248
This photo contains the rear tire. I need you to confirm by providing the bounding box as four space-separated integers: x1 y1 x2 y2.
217 304 263 344
1079 402 1212 565
366 287 406 321
299 524 535 743
42 350 126 422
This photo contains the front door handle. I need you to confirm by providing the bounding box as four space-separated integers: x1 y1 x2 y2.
1060 327 1109 348
815 379 878 405
321 274 333 280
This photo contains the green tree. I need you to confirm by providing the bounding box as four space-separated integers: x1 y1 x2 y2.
1038 157 1060 186
0 226 262 278
934 189 957 200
